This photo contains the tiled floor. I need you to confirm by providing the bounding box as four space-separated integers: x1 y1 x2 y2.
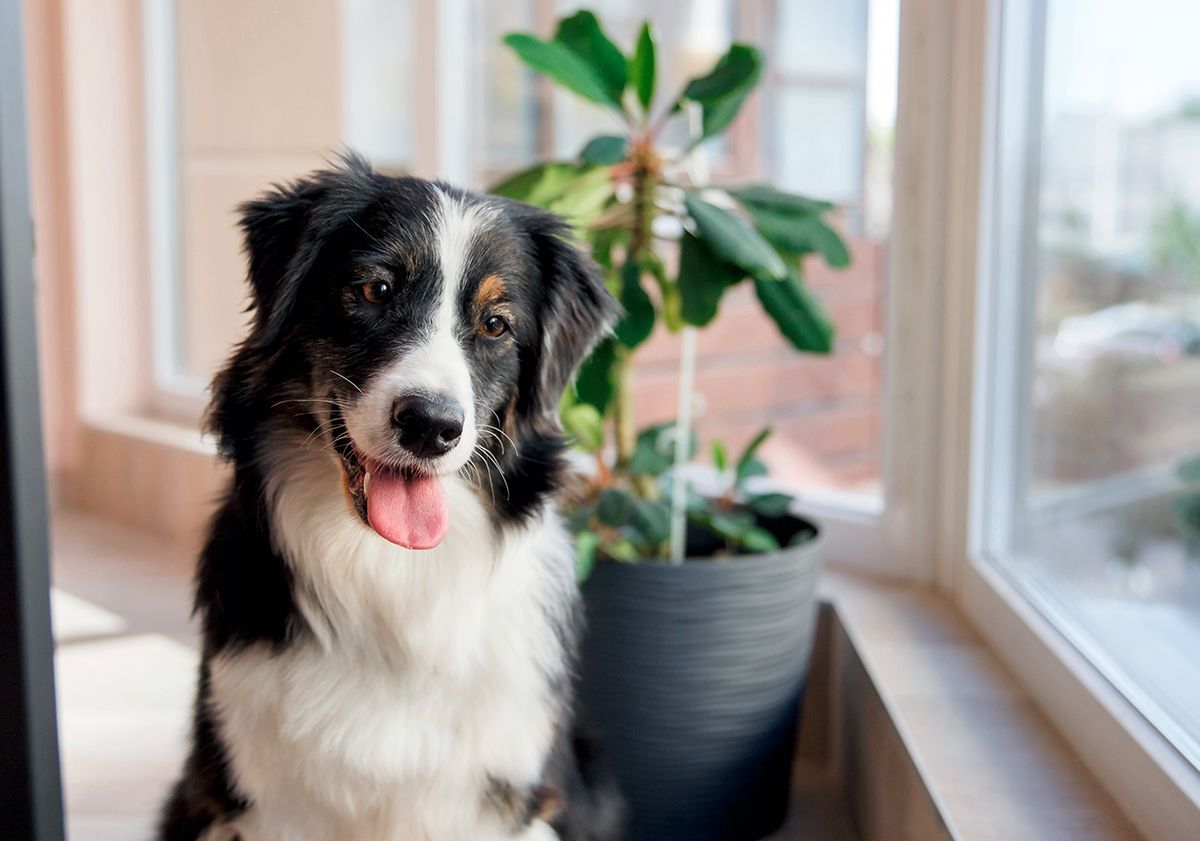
50 509 855 841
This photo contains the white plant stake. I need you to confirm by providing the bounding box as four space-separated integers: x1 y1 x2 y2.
668 104 709 564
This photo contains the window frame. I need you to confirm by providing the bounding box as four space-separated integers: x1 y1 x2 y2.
961 0 1200 835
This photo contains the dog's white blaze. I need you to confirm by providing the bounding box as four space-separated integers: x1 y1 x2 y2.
343 189 499 473
208 441 575 840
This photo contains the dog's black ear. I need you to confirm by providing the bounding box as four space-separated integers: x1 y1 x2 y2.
208 155 377 456
517 208 620 429
236 153 377 348
237 177 328 348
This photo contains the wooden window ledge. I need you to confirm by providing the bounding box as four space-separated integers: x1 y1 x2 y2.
782 571 1143 841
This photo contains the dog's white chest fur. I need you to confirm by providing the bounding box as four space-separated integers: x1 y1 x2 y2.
208 451 574 841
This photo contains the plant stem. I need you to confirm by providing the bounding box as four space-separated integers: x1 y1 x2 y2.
611 138 660 493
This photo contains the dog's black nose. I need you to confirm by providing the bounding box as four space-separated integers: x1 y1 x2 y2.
392 394 464 459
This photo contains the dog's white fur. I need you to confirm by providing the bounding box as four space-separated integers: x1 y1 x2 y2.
204 193 572 840
207 443 574 841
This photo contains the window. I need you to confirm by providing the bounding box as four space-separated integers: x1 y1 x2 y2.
148 0 416 400
147 0 899 498
980 0 1200 767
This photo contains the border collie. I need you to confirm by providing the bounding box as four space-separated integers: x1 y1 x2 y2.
159 154 623 841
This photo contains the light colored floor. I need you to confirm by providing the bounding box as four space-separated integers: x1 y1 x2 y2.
52 512 198 841
50 509 854 841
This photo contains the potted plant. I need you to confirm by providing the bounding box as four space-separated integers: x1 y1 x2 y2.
492 12 850 841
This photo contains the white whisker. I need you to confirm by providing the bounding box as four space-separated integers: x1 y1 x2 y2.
475 445 510 501
329 370 365 395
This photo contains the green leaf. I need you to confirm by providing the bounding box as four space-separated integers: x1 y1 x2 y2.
750 209 850 268
738 458 767 483
753 267 836 353
706 508 757 542
642 253 681 331
740 527 781 554
490 162 594 207
630 423 695 477
575 530 599 581
561 402 605 452
489 162 575 204
789 526 818 548
1174 494 1200 558
677 231 744 326
504 33 618 109
809 220 851 268
614 261 655 349
573 337 619 412
727 185 834 216
632 499 672 547
682 44 762 101
597 488 633 527
567 500 595 533
605 538 641 563
588 225 628 270
630 21 656 111
737 427 772 481
1177 456 1200 483
685 194 787 280
580 135 629 165
679 44 763 139
746 492 794 518
547 165 615 227
555 11 628 107
711 440 728 472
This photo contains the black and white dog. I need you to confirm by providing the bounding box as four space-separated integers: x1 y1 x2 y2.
160 154 623 841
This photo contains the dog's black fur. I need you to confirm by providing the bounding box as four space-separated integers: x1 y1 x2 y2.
159 154 623 840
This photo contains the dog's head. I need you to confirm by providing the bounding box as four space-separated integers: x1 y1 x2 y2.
208 154 618 549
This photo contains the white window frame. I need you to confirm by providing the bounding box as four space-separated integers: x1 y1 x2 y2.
957 0 1200 837
142 0 203 420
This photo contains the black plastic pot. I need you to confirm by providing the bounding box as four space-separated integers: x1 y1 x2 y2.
576 517 824 841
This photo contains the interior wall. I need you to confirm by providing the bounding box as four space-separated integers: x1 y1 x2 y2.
174 0 341 382
22 0 78 489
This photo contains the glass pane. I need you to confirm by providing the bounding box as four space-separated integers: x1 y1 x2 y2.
165 0 415 389
742 0 891 494
1007 0 1200 763
775 0 866 79
771 86 864 205
472 0 541 179
342 0 415 168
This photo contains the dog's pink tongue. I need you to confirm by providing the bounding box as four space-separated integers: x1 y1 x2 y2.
366 471 448 550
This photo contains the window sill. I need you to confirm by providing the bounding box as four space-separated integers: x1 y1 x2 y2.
806 570 1153 841
59 413 226 544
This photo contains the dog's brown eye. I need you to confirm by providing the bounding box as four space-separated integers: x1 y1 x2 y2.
360 280 393 305
480 315 509 338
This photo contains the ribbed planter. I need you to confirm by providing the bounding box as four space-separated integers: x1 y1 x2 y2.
576 516 824 841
